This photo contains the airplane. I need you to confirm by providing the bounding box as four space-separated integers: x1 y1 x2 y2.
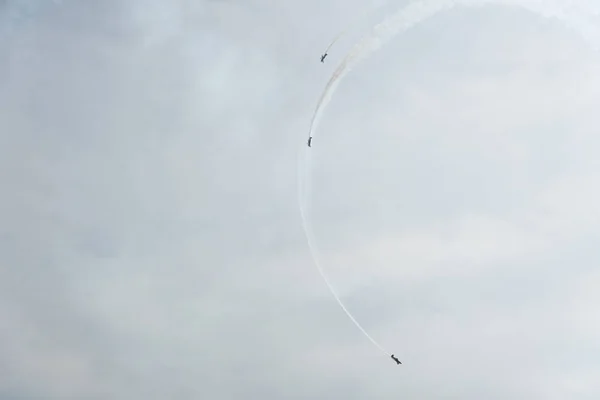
307 137 312 147
320 53 327 63
391 354 402 365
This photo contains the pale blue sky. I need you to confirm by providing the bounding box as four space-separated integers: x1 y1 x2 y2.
1 0 600 398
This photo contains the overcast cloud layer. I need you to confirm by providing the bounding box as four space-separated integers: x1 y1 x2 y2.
2 0 600 398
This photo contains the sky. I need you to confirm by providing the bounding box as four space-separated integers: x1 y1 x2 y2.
1 0 600 398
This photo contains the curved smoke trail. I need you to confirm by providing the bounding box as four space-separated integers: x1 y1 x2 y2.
323 31 345 54
309 0 599 144
300 0 600 358
297 147 388 355
322 3 389 54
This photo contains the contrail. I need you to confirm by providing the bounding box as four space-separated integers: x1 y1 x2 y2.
300 0 600 359
308 0 456 145
322 3 389 55
323 31 345 55
308 0 599 145
297 145 389 355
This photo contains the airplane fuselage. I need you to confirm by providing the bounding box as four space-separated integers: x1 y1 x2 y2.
391 355 402 365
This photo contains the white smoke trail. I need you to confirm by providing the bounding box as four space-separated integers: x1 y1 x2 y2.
308 0 456 145
308 0 600 144
322 3 390 54
300 0 600 359
297 147 389 355
323 31 345 54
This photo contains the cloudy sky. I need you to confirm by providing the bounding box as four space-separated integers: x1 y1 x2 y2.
2 0 600 398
